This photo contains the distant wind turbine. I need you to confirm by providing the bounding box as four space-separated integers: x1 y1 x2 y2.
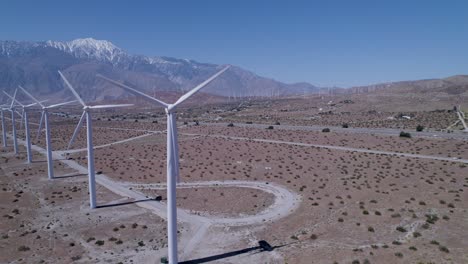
97 65 230 264
0 104 7 147
58 70 133 209
19 86 76 179
3 89 20 154
3 91 41 163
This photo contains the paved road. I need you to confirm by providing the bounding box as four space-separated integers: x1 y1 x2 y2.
182 132 468 164
200 122 468 140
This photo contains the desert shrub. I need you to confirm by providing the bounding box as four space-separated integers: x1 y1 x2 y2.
246 121 253 124
95 240 105 246
322 128 331 132
413 232 421 238
342 123 349 128
399 131 411 138
266 126 274 130
275 121 281 125
396 226 407 232
395 252 403 258
416 125 424 132
310 234 318 240
409 246 417 251
18 245 30 251
368 226 375 232
227 123 234 127
426 214 439 224
439 246 449 253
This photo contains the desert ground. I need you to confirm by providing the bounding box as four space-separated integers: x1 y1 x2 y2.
1 94 468 264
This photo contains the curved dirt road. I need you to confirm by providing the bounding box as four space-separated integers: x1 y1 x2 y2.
11 134 301 261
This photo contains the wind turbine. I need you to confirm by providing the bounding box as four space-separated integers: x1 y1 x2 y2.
97 65 230 264
0 102 9 147
19 86 76 179
3 91 41 163
58 70 133 209
3 89 20 154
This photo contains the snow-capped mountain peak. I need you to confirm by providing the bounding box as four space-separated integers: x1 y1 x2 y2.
45 38 126 62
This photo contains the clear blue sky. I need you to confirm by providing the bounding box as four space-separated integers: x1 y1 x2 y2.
1 0 467 87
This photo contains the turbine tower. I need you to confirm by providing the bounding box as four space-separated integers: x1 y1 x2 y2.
58 71 133 209
3 89 20 154
19 86 76 179
3 91 40 163
0 104 7 147
98 65 230 264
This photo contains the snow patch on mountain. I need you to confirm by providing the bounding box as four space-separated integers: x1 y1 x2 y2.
45 38 126 63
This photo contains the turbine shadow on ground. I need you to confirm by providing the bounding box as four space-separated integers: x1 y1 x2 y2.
54 173 87 179
180 241 292 264
31 160 47 163
96 198 159 209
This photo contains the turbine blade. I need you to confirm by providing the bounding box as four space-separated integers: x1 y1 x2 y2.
68 111 86 149
96 74 169 108
3 91 25 107
2 91 15 108
10 89 18 109
172 65 230 108
24 102 38 108
36 111 44 141
19 86 44 107
46 100 77 109
20 109 24 129
88 104 133 109
15 110 23 118
171 115 180 183
58 71 86 107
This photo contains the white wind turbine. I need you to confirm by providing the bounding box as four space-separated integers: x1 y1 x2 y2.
97 65 230 264
0 103 7 147
3 91 41 163
19 86 76 179
58 70 133 209
3 89 20 154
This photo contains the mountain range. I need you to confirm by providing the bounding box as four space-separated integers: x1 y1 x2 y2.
0 38 320 101
0 38 467 103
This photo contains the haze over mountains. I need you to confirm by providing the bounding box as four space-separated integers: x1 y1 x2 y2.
0 38 467 102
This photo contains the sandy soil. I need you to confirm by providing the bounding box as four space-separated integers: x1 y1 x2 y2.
138 186 275 218
2 93 468 264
